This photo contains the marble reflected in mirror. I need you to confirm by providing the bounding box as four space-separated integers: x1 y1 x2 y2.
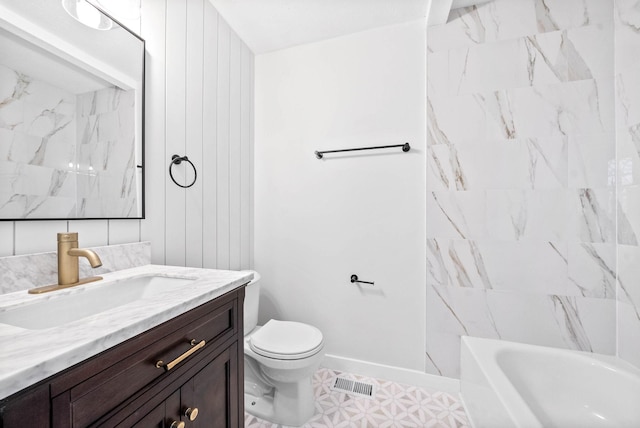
0 0 144 219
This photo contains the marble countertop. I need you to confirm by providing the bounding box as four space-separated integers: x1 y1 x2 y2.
0 265 253 400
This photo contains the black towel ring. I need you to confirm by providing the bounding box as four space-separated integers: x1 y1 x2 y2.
169 154 197 188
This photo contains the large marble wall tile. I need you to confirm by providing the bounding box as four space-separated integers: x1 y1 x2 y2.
427 138 567 191
0 195 76 219
570 188 616 243
535 0 613 33
427 0 538 54
427 95 486 145
568 132 616 189
615 63 640 130
618 301 640 367
427 191 486 239
429 240 618 300
426 50 448 99
427 239 495 290
614 0 640 73
487 292 615 353
617 245 640 310
75 86 137 218
567 243 616 298
565 24 614 81
0 64 80 218
447 26 612 97
428 238 570 294
615 0 640 369
485 189 569 241
502 80 614 138
448 37 557 95
425 284 616 377
616 185 640 245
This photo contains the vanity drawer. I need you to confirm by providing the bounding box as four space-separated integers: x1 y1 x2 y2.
51 290 239 428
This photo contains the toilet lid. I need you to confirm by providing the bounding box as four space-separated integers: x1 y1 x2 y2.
249 320 324 360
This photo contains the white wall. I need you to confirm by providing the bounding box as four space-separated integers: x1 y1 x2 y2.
141 0 254 269
254 21 426 372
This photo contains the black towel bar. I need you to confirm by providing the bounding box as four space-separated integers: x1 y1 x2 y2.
315 142 410 159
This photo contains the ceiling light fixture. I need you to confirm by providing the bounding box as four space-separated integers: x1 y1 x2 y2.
61 0 114 30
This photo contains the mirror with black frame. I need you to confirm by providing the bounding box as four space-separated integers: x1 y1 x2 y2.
0 0 144 220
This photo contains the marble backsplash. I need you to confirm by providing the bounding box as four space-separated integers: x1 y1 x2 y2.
0 241 151 295
426 0 640 377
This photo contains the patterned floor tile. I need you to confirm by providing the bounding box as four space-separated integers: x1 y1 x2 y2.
244 368 470 427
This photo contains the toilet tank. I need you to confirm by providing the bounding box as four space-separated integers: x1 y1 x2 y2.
242 270 261 335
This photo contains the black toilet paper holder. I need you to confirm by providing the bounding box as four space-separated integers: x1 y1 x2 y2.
350 274 374 285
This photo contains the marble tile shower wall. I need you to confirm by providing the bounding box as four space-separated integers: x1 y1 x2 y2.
0 64 77 218
616 0 640 368
76 87 137 217
0 65 136 218
425 0 640 377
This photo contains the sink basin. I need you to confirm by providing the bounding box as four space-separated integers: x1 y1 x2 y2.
0 275 196 330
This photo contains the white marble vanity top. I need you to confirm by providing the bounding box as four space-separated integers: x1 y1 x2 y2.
0 265 252 399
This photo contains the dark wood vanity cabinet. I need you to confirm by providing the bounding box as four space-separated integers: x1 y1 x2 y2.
0 286 245 428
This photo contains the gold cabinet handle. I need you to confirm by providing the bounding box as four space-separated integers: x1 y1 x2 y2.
170 421 185 428
184 407 199 421
156 339 206 371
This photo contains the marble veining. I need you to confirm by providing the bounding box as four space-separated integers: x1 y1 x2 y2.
0 265 252 399
425 0 635 377
0 62 139 219
0 241 151 295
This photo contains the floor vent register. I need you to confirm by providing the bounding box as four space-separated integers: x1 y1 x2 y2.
331 377 375 398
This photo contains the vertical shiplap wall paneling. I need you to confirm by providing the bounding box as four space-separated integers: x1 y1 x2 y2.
141 0 166 263
202 2 219 269
216 19 231 270
135 0 254 270
108 220 142 245
229 34 242 270
70 220 108 247
0 223 13 256
14 221 67 254
185 0 205 267
249 53 255 269
164 0 187 266
240 45 252 269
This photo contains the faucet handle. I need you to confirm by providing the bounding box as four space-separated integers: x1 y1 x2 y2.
58 232 78 242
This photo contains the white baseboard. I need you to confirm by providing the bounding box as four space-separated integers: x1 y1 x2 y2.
321 354 460 394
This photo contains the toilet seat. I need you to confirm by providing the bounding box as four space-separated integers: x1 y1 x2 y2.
249 320 324 360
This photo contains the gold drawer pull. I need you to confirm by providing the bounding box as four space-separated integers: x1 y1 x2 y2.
156 339 206 371
170 421 185 428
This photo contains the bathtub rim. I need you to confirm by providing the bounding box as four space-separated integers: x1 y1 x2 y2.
460 336 640 428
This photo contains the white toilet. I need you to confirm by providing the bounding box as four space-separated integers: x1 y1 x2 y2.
243 271 325 426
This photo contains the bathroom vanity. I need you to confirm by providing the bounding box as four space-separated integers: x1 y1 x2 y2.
0 266 251 427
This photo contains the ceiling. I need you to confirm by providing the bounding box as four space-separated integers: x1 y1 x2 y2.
207 0 429 54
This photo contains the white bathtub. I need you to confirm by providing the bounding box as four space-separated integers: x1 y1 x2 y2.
460 336 640 428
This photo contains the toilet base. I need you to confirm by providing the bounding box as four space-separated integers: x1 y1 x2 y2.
244 377 316 427
245 393 275 423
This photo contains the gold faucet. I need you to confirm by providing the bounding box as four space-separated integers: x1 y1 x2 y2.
28 233 103 294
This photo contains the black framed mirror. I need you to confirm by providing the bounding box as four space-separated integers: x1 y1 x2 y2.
0 0 144 220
